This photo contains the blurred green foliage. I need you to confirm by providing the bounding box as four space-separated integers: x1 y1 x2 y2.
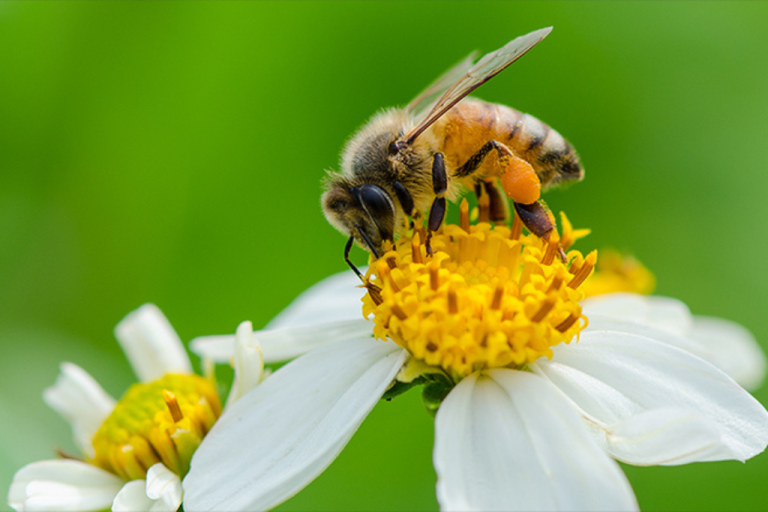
1 1 767 510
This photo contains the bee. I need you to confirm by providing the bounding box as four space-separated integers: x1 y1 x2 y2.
322 27 584 278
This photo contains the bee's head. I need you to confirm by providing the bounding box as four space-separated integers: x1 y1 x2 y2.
322 180 395 259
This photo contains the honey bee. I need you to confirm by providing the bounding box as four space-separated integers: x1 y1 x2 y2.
322 27 584 278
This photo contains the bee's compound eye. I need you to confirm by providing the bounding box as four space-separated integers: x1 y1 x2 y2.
357 185 393 219
353 184 395 241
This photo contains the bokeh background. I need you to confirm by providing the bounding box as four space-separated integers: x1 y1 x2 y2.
1 1 767 510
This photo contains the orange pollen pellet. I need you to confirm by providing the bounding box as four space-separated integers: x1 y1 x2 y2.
448 288 459 314
568 250 597 289
531 297 556 322
163 390 184 423
459 198 470 233
556 313 580 333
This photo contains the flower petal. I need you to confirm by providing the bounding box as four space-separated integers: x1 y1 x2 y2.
603 408 738 465
585 315 763 386
534 330 768 463
266 270 365 329
112 481 152 512
42 363 115 458
587 314 763 390
110 465 182 512
190 319 371 364
434 370 638 511
145 464 182 512
688 316 766 391
582 293 692 336
224 321 264 408
183 338 407 511
114 304 192 382
9 459 124 512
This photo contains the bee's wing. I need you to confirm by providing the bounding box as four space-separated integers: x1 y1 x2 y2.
400 27 552 146
406 51 479 117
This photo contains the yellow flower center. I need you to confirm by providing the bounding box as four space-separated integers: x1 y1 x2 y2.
91 374 221 480
362 201 595 380
581 249 656 297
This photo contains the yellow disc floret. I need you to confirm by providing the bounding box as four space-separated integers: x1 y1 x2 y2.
91 374 221 480
362 201 595 380
581 248 656 297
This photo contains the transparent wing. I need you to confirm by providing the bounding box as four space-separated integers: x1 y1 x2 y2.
401 27 552 146
406 51 479 117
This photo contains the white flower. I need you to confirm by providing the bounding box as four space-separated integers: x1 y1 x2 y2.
8 305 263 512
185 263 768 512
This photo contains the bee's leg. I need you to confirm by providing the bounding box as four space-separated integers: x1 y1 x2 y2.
513 201 554 239
473 179 510 224
426 152 447 255
344 235 365 282
455 140 541 205
393 180 417 229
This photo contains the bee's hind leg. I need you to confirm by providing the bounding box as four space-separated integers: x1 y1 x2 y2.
513 201 553 239
426 152 447 255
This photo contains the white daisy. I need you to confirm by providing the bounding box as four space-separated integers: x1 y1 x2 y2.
8 305 263 512
185 209 768 511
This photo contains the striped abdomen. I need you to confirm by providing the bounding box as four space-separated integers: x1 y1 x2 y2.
433 98 584 188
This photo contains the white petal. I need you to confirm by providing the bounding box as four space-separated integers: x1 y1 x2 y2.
582 293 692 336
183 338 407 511
688 316 766 391
587 313 763 390
110 465 182 512
585 315 742 386
225 321 264 408
9 460 124 512
603 408 738 465
266 270 366 329
145 464 183 512
191 319 371 364
534 330 768 463
42 363 115 458
434 370 638 511
114 304 192 382
586 315 705 357
112 481 152 512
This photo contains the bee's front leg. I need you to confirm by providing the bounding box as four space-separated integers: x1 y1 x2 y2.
426 152 447 255
393 180 418 230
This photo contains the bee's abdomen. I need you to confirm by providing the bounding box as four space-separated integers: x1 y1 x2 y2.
505 107 583 187
440 99 583 188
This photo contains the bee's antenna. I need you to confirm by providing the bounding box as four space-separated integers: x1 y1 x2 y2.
344 236 365 282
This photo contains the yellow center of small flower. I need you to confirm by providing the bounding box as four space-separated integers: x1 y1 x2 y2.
362 202 595 380
581 249 656 297
91 374 221 481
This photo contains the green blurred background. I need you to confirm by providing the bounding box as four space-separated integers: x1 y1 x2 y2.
1 1 767 510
